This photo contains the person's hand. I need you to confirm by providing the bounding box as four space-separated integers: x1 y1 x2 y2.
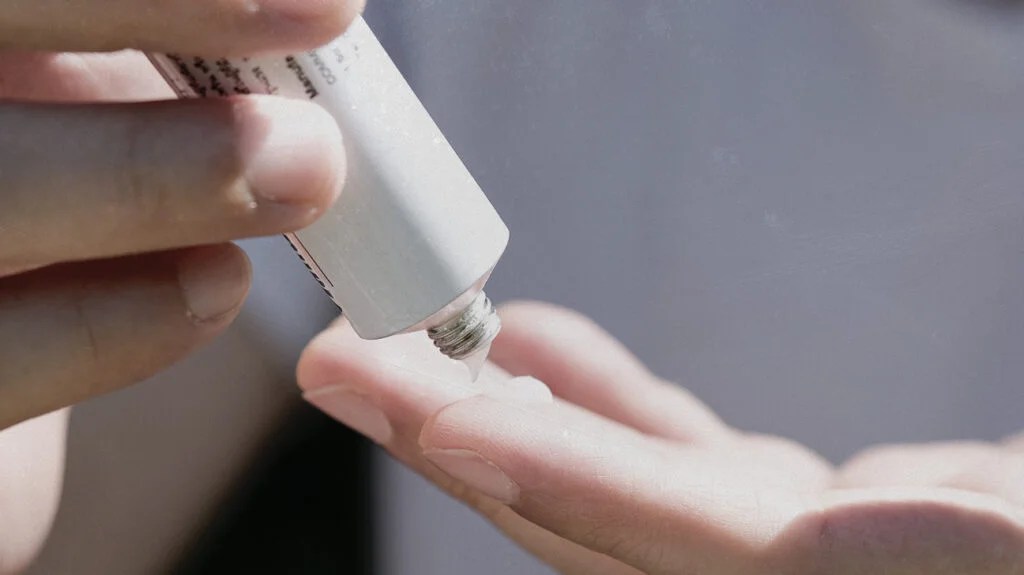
299 301 1024 574
0 1 362 570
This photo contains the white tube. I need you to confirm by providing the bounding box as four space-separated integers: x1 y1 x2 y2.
148 17 508 359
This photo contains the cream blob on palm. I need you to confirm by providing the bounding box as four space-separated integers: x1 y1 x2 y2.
147 17 508 373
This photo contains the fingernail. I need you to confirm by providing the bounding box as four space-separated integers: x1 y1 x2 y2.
177 247 251 323
244 98 344 208
304 386 393 445
424 449 520 504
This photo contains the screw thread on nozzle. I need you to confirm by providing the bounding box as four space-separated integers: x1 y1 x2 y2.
428 292 501 361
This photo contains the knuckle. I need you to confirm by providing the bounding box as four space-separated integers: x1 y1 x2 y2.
70 294 103 379
215 98 263 210
0 107 44 269
124 100 255 233
117 112 168 236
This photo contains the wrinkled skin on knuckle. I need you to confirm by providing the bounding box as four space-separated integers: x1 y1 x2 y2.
127 100 255 235
177 98 248 206
116 111 170 238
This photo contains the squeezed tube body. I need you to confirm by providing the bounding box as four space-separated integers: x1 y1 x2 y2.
148 17 509 346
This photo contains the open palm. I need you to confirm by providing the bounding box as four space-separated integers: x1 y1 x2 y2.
300 302 1024 575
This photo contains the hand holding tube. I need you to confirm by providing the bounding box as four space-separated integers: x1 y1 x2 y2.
0 2 362 569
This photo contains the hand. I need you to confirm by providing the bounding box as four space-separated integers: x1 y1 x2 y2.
299 301 1024 575
0 1 362 570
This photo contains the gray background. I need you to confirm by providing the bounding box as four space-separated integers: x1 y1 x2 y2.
367 1 1024 573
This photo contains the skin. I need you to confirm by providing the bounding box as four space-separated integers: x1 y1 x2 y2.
0 0 362 571
299 301 1024 575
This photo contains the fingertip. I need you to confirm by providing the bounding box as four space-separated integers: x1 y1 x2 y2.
240 97 345 226
420 393 568 463
259 0 367 50
417 394 646 506
175 243 252 326
296 319 364 393
417 394 502 452
417 376 555 450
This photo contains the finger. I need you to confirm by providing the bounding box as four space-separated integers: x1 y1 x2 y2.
0 51 173 102
837 440 1024 511
941 454 1024 509
299 317 657 460
419 394 809 575
974 434 1024 506
0 409 68 573
0 96 343 275
0 244 250 429
299 319 661 455
297 322 642 575
836 442 999 488
932 436 1024 507
493 303 825 487
490 301 730 443
0 0 364 55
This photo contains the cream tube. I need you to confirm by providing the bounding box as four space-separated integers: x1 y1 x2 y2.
148 17 508 363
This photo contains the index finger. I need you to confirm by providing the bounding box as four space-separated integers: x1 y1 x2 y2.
0 0 364 55
419 394 807 575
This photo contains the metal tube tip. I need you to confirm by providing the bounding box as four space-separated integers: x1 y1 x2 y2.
428 292 501 361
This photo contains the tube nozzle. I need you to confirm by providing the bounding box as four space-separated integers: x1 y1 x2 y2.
428 292 501 361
